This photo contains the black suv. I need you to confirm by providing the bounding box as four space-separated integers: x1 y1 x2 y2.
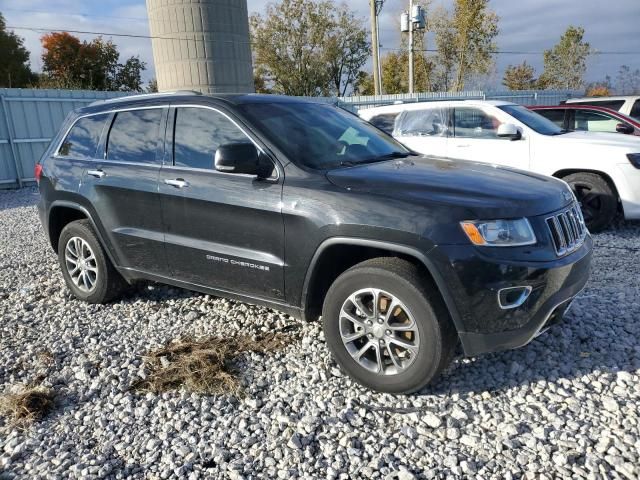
36 92 592 393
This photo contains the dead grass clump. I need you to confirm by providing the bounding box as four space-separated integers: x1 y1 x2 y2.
133 333 292 396
0 386 55 425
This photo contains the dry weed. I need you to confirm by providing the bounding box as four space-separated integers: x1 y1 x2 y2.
132 332 293 396
0 386 55 426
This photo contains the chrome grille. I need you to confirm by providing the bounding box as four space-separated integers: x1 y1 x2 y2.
546 204 588 256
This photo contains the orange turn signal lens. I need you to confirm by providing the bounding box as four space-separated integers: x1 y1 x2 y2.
460 222 487 245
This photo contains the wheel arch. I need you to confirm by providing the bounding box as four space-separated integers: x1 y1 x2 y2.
300 237 464 335
553 168 622 210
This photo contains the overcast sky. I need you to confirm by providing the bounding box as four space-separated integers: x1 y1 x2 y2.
2 0 639 89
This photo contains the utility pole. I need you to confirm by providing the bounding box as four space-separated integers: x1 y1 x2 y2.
370 0 380 95
408 0 414 95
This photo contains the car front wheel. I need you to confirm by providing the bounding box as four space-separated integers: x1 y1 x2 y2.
562 172 617 232
322 258 457 394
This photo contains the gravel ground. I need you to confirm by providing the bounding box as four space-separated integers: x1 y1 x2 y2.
0 187 639 480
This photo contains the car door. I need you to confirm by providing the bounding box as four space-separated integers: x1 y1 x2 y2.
393 107 449 157
79 106 168 275
448 106 530 171
159 105 285 300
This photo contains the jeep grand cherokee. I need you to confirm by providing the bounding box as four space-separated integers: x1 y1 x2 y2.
35 92 592 393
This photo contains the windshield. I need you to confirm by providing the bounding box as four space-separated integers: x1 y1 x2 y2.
240 102 410 169
499 104 565 136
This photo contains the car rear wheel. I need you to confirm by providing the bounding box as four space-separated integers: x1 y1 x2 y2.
58 219 127 303
562 172 617 232
322 258 457 394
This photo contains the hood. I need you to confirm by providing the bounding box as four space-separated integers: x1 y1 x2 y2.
326 156 573 218
557 131 640 150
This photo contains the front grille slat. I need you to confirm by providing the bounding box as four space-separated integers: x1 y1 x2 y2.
546 203 587 256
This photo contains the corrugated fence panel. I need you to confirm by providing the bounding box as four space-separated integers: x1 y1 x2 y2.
0 88 581 188
0 88 126 187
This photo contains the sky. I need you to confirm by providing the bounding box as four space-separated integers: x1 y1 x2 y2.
2 0 639 90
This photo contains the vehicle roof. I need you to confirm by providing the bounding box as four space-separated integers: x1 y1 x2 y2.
358 99 516 118
79 91 326 115
566 95 639 102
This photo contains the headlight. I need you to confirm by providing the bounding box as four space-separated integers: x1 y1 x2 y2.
460 218 537 247
627 153 640 169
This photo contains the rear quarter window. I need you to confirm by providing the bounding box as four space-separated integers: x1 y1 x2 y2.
535 109 565 128
57 114 110 159
630 100 640 120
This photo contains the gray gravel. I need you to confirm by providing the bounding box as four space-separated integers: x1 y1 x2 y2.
1 187 639 480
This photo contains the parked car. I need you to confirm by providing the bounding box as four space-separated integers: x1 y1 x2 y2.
530 104 640 136
564 95 640 120
36 92 592 394
360 100 640 231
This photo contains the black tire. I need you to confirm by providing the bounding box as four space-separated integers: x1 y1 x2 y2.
322 257 457 394
58 219 127 303
562 172 617 232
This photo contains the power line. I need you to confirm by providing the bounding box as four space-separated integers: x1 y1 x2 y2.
379 47 640 55
0 7 148 22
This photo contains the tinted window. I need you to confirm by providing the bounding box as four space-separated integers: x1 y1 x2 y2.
174 107 249 169
574 100 625 111
106 109 162 164
369 113 399 135
240 103 409 170
573 111 620 133
397 108 448 137
498 105 563 136
454 108 502 138
631 100 640 120
58 114 109 159
535 109 566 128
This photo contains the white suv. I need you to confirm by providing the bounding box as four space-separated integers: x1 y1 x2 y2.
565 96 640 121
360 100 640 231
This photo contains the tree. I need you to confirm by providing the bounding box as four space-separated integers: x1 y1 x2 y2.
540 26 591 89
445 0 499 92
615 65 640 95
502 61 537 90
146 78 158 93
0 13 35 87
250 0 369 96
41 32 146 91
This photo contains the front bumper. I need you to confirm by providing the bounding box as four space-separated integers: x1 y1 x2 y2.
430 235 592 356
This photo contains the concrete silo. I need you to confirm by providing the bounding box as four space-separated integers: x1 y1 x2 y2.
146 0 254 93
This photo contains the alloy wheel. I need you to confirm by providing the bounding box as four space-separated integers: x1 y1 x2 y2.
64 236 99 293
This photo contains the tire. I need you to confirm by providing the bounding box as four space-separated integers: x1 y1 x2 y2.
322 257 457 394
58 219 127 303
562 172 617 232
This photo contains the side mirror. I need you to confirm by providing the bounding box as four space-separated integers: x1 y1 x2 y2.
497 123 522 140
215 142 261 176
616 123 634 135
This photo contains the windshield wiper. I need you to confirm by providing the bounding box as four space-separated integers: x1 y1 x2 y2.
339 151 411 167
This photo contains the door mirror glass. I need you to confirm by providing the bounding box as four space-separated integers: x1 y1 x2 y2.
616 123 634 134
497 123 521 140
215 142 262 176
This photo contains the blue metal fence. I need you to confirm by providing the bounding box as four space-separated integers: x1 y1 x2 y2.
0 88 580 188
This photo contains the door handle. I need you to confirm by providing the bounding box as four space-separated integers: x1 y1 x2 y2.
164 178 189 188
87 169 106 178
456 144 471 148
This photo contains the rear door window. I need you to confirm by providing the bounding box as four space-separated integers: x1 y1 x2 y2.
573 111 620 133
106 109 163 164
397 108 448 137
630 100 640 120
57 114 110 159
368 113 399 135
535 109 566 128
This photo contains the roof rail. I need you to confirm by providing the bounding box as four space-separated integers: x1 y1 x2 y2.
89 90 202 106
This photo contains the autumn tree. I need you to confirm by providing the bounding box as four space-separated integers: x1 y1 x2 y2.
502 61 537 90
41 32 146 91
0 13 35 87
539 26 591 89
250 0 369 96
